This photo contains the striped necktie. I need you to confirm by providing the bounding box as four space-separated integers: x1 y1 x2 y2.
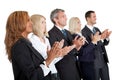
61 29 67 36
93 27 96 34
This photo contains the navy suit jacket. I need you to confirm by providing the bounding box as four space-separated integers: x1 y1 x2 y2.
71 33 96 62
81 26 109 63
11 38 50 80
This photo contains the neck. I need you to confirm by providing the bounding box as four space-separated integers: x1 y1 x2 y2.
55 24 64 29
39 36 45 43
21 32 28 38
87 22 94 26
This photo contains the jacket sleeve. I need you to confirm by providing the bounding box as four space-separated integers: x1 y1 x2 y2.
48 31 58 46
12 42 45 80
103 39 109 46
80 42 96 56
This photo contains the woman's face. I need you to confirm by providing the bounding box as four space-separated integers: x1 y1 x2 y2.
76 19 81 32
25 17 33 34
40 17 46 33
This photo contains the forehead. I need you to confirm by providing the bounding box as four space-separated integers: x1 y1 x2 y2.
57 11 65 16
90 13 96 17
40 17 46 21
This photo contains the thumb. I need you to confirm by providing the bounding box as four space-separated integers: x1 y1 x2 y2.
91 34 93 39
95 31 99 35
74 36 79 40
46 46 50 54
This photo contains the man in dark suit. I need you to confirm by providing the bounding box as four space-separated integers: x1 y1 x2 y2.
48 8 83 80
81 10 112 80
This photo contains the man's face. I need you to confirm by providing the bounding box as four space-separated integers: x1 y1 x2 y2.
56 11 67 27
88 13 97 25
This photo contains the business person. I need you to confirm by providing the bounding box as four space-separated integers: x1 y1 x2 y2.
69 17 101 80
48 9 83 80
81 10 112 80
29 14 73 80
4 11 66 80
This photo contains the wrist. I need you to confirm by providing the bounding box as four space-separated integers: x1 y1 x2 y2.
92 41 97 45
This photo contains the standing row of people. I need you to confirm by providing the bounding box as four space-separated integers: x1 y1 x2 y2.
4 8 111 80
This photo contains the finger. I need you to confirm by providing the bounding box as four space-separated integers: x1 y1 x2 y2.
51 42 59 51
46 46 50 54
74 36 79 40
47 46 49 51
53 42 60 51
95 31 99 36
78 37 83 41
107 31 112 37
91 34 94 40
60 39 64 43
59 39 64 48
103 29 108 33
108 31 112 34
105 29 109 32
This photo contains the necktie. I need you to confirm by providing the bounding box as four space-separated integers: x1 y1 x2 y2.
61 29 67 36
93 27 96 34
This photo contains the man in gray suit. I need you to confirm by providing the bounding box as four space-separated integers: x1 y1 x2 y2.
48 8 84 80
81 10 112 80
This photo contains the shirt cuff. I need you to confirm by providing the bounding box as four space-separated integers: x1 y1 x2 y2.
106 38 109 41
54 57 63 64
40 61 50 76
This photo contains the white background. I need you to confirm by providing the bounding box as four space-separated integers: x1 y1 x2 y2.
0 0 119 80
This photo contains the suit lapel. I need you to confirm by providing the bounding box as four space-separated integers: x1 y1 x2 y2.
84 26 103 46
53 26 69 41
85 26 93 35
22 38 45 61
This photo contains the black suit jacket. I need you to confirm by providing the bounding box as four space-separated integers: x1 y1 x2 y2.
48 26 80 80
11 38 50 80
81 26 109 63
71 33 96 62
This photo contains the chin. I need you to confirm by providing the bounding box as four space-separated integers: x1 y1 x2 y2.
94 22 96 24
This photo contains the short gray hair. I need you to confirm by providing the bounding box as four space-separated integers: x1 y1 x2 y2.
50 8 64 24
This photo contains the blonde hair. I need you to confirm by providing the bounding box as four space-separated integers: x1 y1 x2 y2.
31 14 48 37
4 11 28 62
69 17 81 34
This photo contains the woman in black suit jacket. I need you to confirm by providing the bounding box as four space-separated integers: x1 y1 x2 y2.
4 11 63 80
69 17 101 80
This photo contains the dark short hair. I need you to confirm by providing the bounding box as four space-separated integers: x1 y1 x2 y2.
85 10 95 21
50 8 64 24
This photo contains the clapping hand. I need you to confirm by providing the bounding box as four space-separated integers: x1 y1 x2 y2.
101 29 112 39
73 36 85 50
91 31 101 44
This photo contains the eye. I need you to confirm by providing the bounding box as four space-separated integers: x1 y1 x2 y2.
42 21 44 24
42 21 46 24
28 18 30 21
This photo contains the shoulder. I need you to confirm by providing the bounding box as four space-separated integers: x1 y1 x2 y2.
82 26 87 31
28 33 39 43
48 26 56 33
12 38 31 50
11 38 30 55
94 27 100 31
14 38 27 45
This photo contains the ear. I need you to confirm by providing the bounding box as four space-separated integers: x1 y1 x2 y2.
53 18 57 22
86 17 89 21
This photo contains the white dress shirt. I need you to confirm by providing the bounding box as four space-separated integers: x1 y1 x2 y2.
86 24 94 32
28 33 61 76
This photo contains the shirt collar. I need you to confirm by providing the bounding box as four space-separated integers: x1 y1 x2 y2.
55 25 65 31
86 24 94 31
